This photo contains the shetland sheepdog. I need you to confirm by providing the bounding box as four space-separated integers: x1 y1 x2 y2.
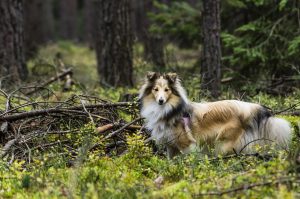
139 72 291 158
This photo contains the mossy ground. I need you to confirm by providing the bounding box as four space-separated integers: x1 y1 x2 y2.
1 41 300 198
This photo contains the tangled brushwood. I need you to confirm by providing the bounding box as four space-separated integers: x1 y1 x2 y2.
0 88 145 163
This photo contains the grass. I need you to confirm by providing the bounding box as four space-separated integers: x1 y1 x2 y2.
1 41 300 198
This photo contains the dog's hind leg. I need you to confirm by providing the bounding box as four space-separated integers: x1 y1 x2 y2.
215 123 244 155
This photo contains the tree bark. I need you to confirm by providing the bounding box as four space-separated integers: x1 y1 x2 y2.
83 0 96 48
24 0 54 59
145 35 166 71
95 0 133 87
201 0 222 98
0 0 28 88
137 0 166 70
58 0 77 40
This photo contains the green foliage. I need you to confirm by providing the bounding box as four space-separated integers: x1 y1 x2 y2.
28 41 98 87
225 0 247 8
288 36 300 56
148 0 300 87
149 1 201 48
222 1 300 80
1 143 299 198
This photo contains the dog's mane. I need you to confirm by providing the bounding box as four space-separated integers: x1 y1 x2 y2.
163 98 190 122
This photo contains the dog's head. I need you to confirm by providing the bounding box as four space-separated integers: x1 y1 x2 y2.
140 72 179 105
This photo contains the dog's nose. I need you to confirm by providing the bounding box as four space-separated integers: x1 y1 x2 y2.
158 99 164 105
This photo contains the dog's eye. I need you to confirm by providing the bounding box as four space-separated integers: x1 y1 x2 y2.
154 88 159 92
165 89 169 92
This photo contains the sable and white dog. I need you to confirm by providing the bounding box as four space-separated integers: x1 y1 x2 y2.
139 72 291 158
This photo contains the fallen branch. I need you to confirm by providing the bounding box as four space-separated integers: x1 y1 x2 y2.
96 123 142 134
105 117 143 139
0 138 18 158
25 68 73 95
195 177 298 196
96 124 114 133
0 102 135 122
0 92 141 162
208 152 274 162
280 111 300 116
274 102 300 115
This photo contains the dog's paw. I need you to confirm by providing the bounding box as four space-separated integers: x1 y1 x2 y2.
181 142 198 154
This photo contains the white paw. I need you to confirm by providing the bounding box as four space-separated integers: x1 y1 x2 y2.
181 143 198 154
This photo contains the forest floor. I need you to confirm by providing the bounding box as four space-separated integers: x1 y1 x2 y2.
1 41 300 198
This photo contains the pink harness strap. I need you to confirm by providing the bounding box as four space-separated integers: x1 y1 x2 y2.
182 116 191 133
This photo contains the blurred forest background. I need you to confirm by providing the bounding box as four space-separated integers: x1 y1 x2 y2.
1 0 299 96
1 0 300 198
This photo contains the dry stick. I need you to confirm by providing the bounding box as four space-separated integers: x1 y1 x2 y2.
96 123 142 134
206 152 275 163
96 124 114 133
105 117 143 139
195 178 298 196
0 102 134 122
239 138 274 154
281 110 300 116
274 102 300 115
0 138 17 158
77 95 94 124
0 101 75 117
30 140 69 151
24 68 73 95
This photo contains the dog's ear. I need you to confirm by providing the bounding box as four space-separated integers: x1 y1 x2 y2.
146 71 159 81
165 73 178 83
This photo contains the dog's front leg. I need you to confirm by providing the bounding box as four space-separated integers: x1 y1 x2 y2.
166 145 180 159
180 142 198 154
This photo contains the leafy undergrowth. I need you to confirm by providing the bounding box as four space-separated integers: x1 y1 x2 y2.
1 41 300 198
1 131 300 198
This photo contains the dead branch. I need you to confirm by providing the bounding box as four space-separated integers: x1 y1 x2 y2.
96 123 142 134
0 138 17 158
280 110 300 116
274 102 300 115
96 124 114 133
0 102 135 122
63 74 73 91
25 68 73 95
105 117 143 139
194 177 298 196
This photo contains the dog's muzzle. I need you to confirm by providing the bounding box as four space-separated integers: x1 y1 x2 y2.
158 99 164 105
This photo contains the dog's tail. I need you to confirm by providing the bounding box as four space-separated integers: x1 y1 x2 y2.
241 108 291 152
262 117 291 148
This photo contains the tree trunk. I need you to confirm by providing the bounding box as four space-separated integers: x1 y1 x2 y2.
58 0 77 40
201 0 221 98
145 36 166 71
24 0 54 59
95 0 133 87
0 0 28 88
141 0 166 70
83 0 95 48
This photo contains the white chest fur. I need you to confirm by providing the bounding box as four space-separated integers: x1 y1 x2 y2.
141 102 177 144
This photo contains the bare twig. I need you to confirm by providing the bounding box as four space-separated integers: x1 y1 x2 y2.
105 117 143 139
0 138 18 158
239 138 274 154
0 102 135 122
25 68 73 95
274 102 300 115
194 177 298 196
96 123 143 134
